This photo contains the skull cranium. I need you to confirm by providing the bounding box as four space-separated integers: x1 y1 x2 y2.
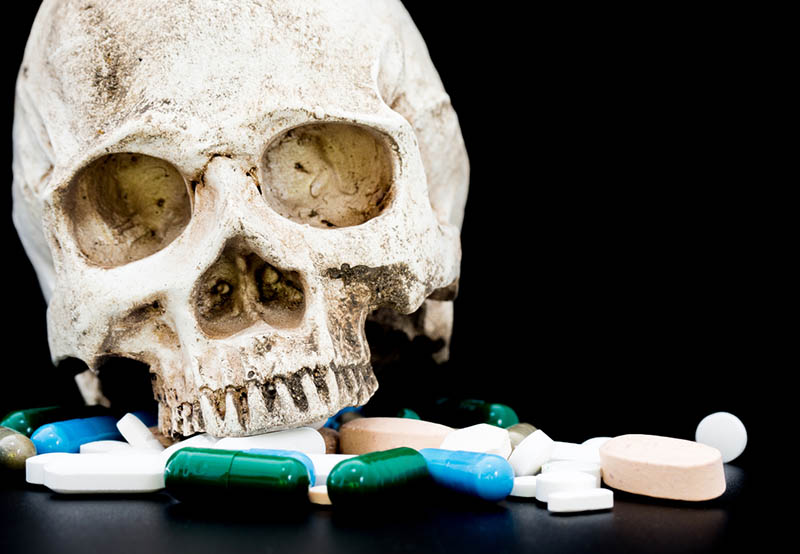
12 0 468 437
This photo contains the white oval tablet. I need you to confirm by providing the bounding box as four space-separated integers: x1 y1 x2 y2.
43 453 165 494
510 475 537 498
548 488 613 513
695 412 747 463
535 470 596 503
26 453 78 485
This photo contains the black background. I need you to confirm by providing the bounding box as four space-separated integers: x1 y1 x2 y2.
1 2 777 553
2 0 770 479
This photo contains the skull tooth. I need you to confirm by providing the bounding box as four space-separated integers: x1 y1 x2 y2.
346 365 364 405
310 367 330 405
333 365 355 406
273 380 297 425
360 364 379 397
322 366 339 407
301 371 322 412
246 381 268 432
169 403 180 436
199 391 224 435
353 365 369 405
222 388 246 435
331 365 345 404
180 402 194 436
192 400 204 431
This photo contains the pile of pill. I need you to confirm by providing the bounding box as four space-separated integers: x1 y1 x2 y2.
0 402 747 514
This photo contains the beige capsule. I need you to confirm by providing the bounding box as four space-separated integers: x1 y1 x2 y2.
0 426 38 471
507 423 537 451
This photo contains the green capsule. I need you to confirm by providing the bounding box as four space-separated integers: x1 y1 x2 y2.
396 408 421 420
164 447 309 504
326 447 430 505
1 405 109 437
481 403 519 428
428 398 519 428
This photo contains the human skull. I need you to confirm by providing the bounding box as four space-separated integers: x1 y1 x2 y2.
12 0 468 437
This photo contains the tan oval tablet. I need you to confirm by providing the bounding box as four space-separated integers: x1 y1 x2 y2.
339 417 453 455
600 434 725 501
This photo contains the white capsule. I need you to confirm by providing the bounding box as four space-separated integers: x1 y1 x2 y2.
212 427 325 454
42 453 165 494
550 441 601 463
541 460 602 487
548 488 613 513
510 475 537 498
117 413 165 451
535 470 597 503
307 453 356 486
695 412 747 463
507 430 554 476
80 440 136 454
438 424 511 458
26 453 78 485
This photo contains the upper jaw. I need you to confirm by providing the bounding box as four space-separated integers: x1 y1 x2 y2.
158 362 377 438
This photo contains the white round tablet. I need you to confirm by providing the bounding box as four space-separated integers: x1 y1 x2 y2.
535 470 596 503
695 411 747 463
510 475 537 498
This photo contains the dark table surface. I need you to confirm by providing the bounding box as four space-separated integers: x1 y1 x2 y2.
1 462 751 554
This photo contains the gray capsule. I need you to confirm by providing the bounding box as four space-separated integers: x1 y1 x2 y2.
507 423 537 451
0 426 37 471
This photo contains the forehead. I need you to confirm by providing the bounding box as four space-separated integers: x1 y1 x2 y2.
25 0 393 159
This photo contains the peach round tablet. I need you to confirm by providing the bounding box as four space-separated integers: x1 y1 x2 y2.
339 417 453 455
599 434 725 501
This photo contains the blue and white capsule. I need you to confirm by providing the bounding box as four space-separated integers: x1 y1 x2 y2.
420 448 514 502
31 416 123 454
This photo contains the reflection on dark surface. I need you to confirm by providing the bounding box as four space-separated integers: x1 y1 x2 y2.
165 499 312 525
328 492 517 553
0 465 748 554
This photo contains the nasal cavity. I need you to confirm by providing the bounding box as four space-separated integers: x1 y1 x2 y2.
194 243 305 338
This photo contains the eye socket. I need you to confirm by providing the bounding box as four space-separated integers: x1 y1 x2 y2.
65 153 191 267
260 123 394 228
